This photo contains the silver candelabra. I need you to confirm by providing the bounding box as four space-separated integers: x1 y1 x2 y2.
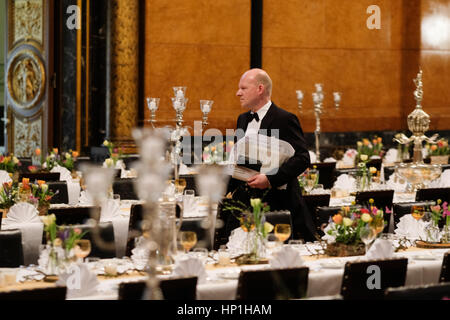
296 84 341 162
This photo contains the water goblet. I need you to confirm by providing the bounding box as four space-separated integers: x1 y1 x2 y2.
360 225 376 254
274 224 292 244
180 231 197 253
74 239 92 263
193 248 209 264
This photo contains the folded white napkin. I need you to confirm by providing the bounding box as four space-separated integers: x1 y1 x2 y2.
1 203 43 265
67 181 81 205
183 195 198 217
394 214 429 240
79 190 94 206
333 174 356 193
364 238 394 260
172 256 207 284
428 169 450 188
226 227 248 256
101 199 128 258
56 263 99 299
309 151 317 164
323 157 337 163
342 149 357 166
0 170 12 185
386 173 407 192
384 148 398 164
321 224 336 243
269 246 304 268
51 165 73 182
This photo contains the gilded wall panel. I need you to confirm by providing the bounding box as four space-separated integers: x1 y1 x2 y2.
12 115 42 157
11 0 43 47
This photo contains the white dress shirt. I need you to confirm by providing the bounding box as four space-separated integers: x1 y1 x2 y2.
245 101 272 136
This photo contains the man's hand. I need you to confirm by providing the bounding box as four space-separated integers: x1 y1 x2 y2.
247 174 270 189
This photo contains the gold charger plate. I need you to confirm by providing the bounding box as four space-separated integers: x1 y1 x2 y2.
415 240 450 249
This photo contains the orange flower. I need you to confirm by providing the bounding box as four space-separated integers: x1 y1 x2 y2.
431 145 438 151
377 137 382 143
35 148 41 156
372 139 377 145
37 180 46 186
53 148 58 154
363 138 370 146
72 151 79 158
45 195 52 201
332 214 343 225
22 178 30 185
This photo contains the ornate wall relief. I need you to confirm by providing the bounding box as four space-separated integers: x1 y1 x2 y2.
12 116 42 157
11 0 43 47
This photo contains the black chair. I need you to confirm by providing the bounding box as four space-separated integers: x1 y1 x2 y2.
367 158 382 171
118 276 198 300
310 162 336 189
90 146 109 163
69 222 116 258
315 206 342 234
0 229 24 267
123 155 140 169
17 157 32 172
385 282 450 300
340 258 408 300
179 174 198 195
74 156 92 171
355 189 394 232
416 187 450 203
48 206 93 226
236 267 309 300
440 252 450 283
0 286 67 300
303 194 331 229
19 172 60 182
214 198 237 250
113 178 138 200
47 181 69 204
392 201 435 230
383 166 395 181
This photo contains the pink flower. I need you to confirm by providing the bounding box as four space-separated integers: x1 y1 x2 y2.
430 205 441 213
74 228 82 235
443 202 450 217
385 206 392 214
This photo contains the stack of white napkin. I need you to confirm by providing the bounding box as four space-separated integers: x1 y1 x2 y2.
269 246 304 269
0 170 12 185
340 149 357 167
384 148 398 165
1 202 43 265
333 174 356 193
323 157 337 163
56 263 99 299
308 151 317 164
183 195 198 217
100 199 128 258
364 239 394 260
428 169 450 188
78 190 94 206
172 256 207 284
131 237 150 270
51 165 81 205
394 214 429 240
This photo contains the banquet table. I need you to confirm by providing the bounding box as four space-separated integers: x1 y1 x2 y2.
1 245 447 300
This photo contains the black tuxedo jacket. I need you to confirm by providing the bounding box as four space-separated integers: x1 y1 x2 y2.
232 102 317 241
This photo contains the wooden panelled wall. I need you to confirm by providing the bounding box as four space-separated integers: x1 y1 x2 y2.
143 0 450 134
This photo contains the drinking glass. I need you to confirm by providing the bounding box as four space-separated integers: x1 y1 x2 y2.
288 239 304 250
218 246 231 266
180 231 197 253
113 194 121 205
360 225 376 254
74 239 92 262
303 169 319 194
184 189 195 197
411 205 425 220
274 224 292 243
193 248 208 264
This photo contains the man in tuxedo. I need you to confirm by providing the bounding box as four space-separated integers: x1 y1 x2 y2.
230 68 317 241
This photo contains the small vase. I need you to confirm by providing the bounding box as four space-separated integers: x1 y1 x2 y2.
441 225 450 244
244 230 266 263
357 173 370 191
325 242 365 257
430 155 449 165
425 221 441 243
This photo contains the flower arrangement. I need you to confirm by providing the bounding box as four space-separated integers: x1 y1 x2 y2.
428 199 450 243
355 155 378 191
31 180 57 208
426 138 449 156
323 199 386 256
0 182 18 209
39 148 79 171
356 136 383 163
103 140 125 166
202 141 234 164
0 153 21 173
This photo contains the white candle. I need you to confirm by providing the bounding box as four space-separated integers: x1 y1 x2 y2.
176 89 184 99
104 263 117 276
218 250 230 266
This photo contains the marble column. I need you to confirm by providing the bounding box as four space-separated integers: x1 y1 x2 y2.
109 0 139 153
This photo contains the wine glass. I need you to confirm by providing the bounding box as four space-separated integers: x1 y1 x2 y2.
360 225 376 254
180 231 197 253
174 178 187 196
303 169 318 194
411 205 425 220
274 224 292 244
74 239 91 263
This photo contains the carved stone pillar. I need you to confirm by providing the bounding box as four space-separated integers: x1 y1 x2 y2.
109 0 139 153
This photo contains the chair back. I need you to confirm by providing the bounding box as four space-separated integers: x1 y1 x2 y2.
48 206 92 226
392 201 435 230
19 172 60 181
113 178 138 200
17 157 32 172
118 276 197 300
385 282 450 300
48 181 69 204
440 252 450 283
179 174 198 195
69 222 116 258
355 189 394 232
74 156 91 170
236 267 309 300
214 198 236 250
383 166 395 181
341 258 408 300
315 206 342 234
310 162 336 189
303 194 331 228
0 229 24 267
416 187 450 203
0 286 67 300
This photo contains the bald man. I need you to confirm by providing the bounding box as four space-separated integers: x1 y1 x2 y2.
230 68 316 241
